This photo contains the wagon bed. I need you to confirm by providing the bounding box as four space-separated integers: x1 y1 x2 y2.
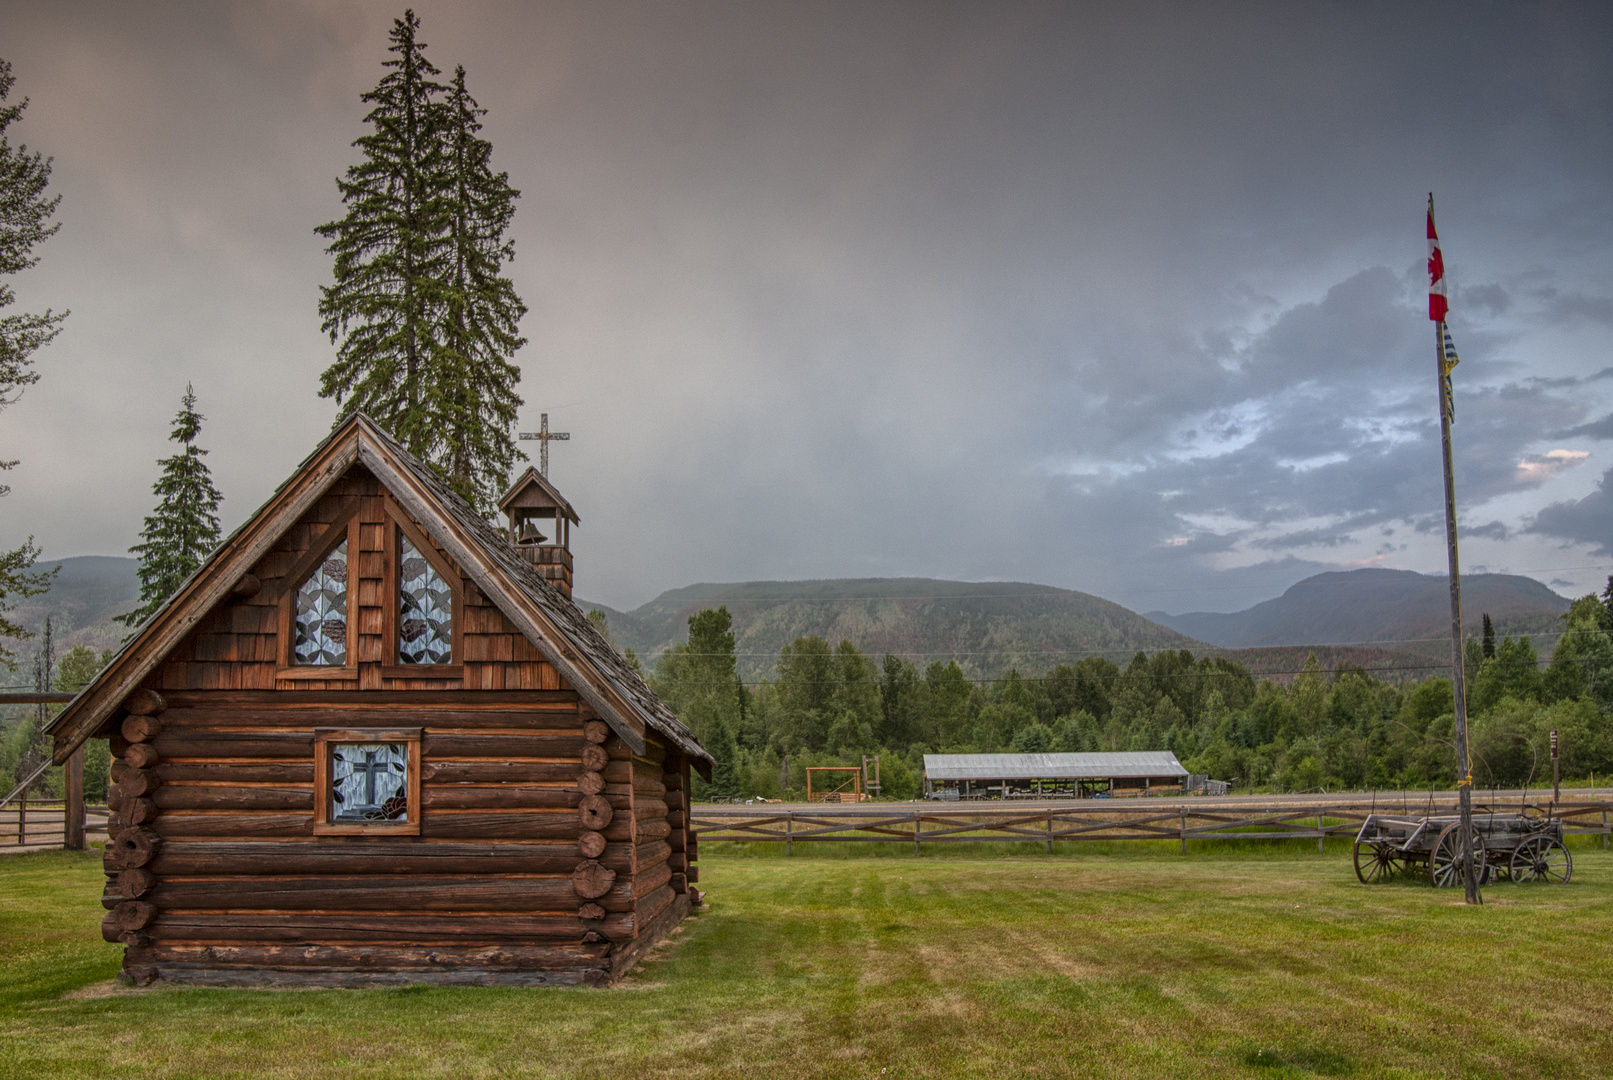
1354 812 1570 887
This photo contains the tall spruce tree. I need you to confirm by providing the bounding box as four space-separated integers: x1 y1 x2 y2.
116 386 223 631
437 65 526 510
317 13 526 513
317 11 448 459
0 58 66 667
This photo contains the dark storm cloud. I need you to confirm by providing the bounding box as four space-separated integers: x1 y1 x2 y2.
1557 413 1613 440
1530 466 1613 556
2 0 1612 618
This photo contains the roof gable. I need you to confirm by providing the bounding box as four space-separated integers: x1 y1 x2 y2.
50 414 710 774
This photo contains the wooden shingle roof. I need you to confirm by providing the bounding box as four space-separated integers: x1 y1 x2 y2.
48 414 711 774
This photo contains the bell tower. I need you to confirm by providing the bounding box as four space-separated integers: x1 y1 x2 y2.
498 467 580 597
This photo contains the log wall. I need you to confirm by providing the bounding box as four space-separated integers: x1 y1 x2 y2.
104 689 681 986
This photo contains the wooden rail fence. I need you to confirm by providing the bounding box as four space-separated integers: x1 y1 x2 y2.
691 797 1613 854
0 801 110 851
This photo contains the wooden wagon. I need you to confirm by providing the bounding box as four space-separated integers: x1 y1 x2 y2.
1353 812 1572 887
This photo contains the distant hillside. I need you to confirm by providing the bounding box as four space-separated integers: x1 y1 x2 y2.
579 578 1200 680
3 556 139 662
1147 568 1572 655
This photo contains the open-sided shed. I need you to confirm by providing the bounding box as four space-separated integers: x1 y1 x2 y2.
48 414 711 987
923 751 1188 799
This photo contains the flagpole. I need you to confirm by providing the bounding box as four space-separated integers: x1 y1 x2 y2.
1436 315 1481 905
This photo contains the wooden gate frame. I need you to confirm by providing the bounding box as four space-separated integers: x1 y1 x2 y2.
805 766 865 803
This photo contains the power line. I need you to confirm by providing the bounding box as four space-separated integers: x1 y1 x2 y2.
651 625 1606 662
666 654 1610 688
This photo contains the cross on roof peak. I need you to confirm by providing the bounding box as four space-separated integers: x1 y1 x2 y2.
518 413 570 478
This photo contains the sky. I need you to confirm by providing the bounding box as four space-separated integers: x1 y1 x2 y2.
2 1 1612 616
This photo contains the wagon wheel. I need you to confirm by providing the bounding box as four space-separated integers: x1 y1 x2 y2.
1429 822 1487 888
1354 840 1403 884
1510 835 1573 884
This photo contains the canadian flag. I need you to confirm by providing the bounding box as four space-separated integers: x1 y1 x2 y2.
1427 197 1447 322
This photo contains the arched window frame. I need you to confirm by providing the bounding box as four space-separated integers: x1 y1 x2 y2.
381 497 465 678
276 508 361 679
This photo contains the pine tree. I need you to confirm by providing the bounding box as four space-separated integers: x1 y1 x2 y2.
316 10 451 462
1481 613 1495 659
703 712 742 802
116 385 223 631
0 57 66 668
316 15 527 513
436 65 526 510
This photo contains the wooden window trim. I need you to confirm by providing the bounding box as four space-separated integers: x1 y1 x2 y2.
312 727 423 836
277 512 361 679
382 496 464 676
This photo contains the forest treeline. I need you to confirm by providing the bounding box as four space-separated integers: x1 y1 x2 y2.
641 589 1613 803
8 590 1612 806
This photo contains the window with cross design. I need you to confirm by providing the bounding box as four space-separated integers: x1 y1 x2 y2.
313 728 422 835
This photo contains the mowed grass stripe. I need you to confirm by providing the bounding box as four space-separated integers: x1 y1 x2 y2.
0 845 1609 1078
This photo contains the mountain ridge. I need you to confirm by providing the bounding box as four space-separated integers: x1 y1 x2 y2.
578 577 1200 680
1145 567 1572 654
4 558 1579 685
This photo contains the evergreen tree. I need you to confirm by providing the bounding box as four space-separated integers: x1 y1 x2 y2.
317 11 450 465
703 712 742 801
116 386 223 630
317 14 527 513
1481 613 1495 659
437 65 526 510
0 58 66 667
651 606 745 748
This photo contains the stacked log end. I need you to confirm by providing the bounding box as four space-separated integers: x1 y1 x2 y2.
661 756 697 901
576 719 614 921
106 691 167 978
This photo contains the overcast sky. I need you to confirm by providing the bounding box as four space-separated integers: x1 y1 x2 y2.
2 1 1612 615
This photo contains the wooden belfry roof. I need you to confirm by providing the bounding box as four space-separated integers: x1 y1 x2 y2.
499 466 580 524
47 413 711 773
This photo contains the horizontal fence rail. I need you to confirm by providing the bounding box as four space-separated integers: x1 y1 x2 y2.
0 803 109 850
691 795 1613 852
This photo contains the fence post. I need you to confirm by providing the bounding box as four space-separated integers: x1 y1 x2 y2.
1318 813 1325 855
17 793 25 846
1181 809 1187 855
64 746 85 851
1046 813 1053 854
913 812 921 856
786 811 793 857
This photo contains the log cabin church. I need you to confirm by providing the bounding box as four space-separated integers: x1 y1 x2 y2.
47 413 712 987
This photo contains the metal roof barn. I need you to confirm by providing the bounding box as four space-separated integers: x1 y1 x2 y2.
923 752 1188 782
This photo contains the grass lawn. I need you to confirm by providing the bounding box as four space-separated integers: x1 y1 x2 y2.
0 841 1609 1079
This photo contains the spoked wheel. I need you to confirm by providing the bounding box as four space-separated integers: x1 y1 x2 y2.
1354 840 1403 884
1429 822 1488 888
1510 835 1573 884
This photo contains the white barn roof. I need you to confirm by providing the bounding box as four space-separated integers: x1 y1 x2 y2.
923 752 1188 781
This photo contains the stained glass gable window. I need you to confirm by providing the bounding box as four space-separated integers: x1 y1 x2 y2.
294 539 348 665
398 534 452 664
329 742 410 822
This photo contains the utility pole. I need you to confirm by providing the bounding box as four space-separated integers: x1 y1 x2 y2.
1551 729 1560 804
